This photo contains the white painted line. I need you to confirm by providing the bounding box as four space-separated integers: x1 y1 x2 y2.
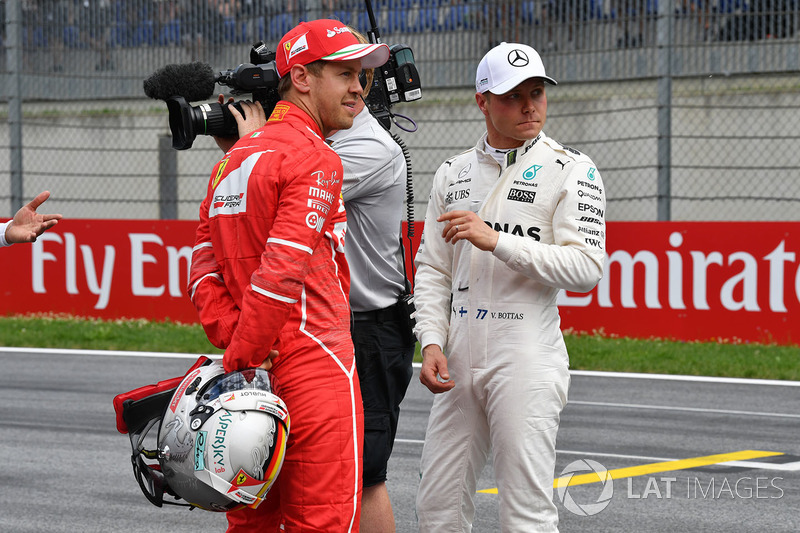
0 347 220 360
395 440 678 464
720 461 800 472
569 400 800 419
394 438 424 445
2 348 798 387
570 369 800 387
395 443 800 474
555 449 675 462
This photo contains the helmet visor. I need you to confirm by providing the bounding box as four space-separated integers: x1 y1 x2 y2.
199 368 276 403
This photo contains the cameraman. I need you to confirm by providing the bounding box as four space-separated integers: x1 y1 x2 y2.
213 27 416 533
328 28 416 533
187 19 389 532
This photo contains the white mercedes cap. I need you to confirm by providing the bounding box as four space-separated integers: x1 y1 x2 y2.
475 42 557 94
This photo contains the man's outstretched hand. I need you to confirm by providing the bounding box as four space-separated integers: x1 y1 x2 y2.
5 191 62 244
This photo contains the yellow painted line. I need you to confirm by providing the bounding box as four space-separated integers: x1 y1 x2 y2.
476 450 784 494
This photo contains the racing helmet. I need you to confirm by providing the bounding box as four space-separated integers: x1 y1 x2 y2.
115 357 290 512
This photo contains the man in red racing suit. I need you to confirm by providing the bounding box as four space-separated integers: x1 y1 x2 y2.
187 19 390 533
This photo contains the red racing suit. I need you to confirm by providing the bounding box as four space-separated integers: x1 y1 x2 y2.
188 102 363 532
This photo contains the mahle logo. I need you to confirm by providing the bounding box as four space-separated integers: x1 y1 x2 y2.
556 459 614 516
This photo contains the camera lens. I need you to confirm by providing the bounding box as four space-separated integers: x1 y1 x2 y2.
165 97 238 150
192 102 233 137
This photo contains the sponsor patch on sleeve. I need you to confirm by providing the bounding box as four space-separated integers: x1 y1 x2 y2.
269 104 291 122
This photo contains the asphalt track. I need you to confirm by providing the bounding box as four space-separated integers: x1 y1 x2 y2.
1 347 798 533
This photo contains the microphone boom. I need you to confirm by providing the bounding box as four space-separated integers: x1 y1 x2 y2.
143 62 217 102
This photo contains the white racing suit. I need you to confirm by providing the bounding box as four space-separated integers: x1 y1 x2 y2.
413 131 606 532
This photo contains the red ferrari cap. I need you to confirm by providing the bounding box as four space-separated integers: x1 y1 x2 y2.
277 19 390 77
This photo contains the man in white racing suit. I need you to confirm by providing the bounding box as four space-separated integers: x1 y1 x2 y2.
413 42 606 532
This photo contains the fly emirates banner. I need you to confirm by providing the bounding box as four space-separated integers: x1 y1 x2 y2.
1 220 798 346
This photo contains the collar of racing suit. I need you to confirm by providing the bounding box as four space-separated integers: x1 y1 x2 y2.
476 132 544 171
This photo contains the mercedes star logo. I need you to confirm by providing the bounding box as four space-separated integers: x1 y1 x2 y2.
508 49 529 67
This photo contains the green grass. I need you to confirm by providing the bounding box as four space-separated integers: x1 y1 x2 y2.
0 314 223 355
1 314 798 381
564 332 800 381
